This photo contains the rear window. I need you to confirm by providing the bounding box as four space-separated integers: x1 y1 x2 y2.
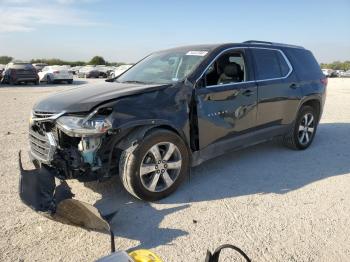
251 49 289 80
10 63 34 70
285 48 322 80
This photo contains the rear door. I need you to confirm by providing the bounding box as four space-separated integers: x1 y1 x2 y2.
250 48 301 129
195 48 258 149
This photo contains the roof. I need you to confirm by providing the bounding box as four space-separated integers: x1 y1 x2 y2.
156 40 304 54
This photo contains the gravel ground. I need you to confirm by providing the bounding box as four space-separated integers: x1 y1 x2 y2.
0 78 349 262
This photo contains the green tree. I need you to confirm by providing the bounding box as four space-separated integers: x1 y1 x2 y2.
0 56 13 64
89 56 106 65
30 58 87 67
320 61 350 71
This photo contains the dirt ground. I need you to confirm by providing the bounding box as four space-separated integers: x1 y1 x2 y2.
0 78 349 261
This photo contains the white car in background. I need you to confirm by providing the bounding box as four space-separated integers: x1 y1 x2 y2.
322 68 333 77
111 64 133 78
33 63 48 72
342 70 350 77
0 64 5 74
38 66 73 84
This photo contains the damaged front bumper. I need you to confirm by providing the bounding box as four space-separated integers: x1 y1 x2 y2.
28 110 117 182
18 151 110 232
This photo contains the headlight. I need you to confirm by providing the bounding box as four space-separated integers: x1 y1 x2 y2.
56 114 112 136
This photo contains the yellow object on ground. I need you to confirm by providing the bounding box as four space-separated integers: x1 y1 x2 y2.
129 249 163 262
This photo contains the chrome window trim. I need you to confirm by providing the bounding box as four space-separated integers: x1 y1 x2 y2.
251 47 293 82
196 46 293 89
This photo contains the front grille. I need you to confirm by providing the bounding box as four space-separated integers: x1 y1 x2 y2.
33 111 56 119
29 127 57 164
29 111 60 163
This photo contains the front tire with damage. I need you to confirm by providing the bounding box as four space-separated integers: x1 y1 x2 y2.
119 129 189 201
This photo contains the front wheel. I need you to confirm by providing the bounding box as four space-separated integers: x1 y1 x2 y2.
284 105 318 150
119 129 189 201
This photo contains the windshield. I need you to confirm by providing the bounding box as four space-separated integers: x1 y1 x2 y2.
117 50 208 84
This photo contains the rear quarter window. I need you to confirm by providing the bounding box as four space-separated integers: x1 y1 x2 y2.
284 48 322 80
251 49 289 80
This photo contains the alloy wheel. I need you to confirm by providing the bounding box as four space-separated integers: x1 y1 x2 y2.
139 142 182 192
298 112 315 145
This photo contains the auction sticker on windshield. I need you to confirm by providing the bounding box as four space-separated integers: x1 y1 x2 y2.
186 51 208 56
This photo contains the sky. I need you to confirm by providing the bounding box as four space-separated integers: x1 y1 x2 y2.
0 0 349 63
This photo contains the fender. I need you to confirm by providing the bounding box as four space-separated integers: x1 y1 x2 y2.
295 94 323 121
114 120 189 151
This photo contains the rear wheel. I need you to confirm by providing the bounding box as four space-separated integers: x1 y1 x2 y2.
119 129 189 201
9 77 16 85
284 105 318 150
47 75 52 84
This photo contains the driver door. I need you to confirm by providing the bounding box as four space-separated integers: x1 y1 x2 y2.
194 48 258 149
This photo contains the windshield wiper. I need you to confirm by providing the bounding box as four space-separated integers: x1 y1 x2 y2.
121 80 150 84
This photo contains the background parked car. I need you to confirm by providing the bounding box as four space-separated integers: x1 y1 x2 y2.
69 66 82 75
96 65 116 78
110 64 133 78
341 70 350 77
0 64 5 76
77 65 110 78
77 66 95 78
33 63 48 72
1 62 39 85
38 66 73 84
335 70 344 77
322 68 333 77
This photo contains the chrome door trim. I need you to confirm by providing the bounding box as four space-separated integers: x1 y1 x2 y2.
195 46 293 88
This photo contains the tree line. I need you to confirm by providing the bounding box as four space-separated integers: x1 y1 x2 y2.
1 55 349 71
0 55 126 67
320 61 350 71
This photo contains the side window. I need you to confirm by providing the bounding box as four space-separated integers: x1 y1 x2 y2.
204 51 246 87
252 49 289 80
276 51 290 76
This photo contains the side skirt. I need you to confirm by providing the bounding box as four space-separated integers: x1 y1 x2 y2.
191 124 290 167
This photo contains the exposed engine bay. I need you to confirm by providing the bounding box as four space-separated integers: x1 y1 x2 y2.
29 110 118 182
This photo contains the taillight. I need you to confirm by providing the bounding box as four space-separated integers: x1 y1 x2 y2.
320 77 328 86
53 71 60 74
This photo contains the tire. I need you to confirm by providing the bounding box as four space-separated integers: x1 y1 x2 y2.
68 79 73 84
9 77 16 85
119 129 189 201
47 75 52 84
283 105 318 150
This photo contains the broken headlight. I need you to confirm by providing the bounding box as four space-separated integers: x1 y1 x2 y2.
56 112 112 136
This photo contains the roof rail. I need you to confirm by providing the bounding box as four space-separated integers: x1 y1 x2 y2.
243 40 273 45
243 40 304 49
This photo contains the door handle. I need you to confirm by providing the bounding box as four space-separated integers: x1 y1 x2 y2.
289 83 299 89
242 89 254 96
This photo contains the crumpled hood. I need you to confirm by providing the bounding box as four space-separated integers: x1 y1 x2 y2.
33 81 166 113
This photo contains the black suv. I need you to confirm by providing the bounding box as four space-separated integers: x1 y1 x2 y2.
27 41 326 201
1 62 39 85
